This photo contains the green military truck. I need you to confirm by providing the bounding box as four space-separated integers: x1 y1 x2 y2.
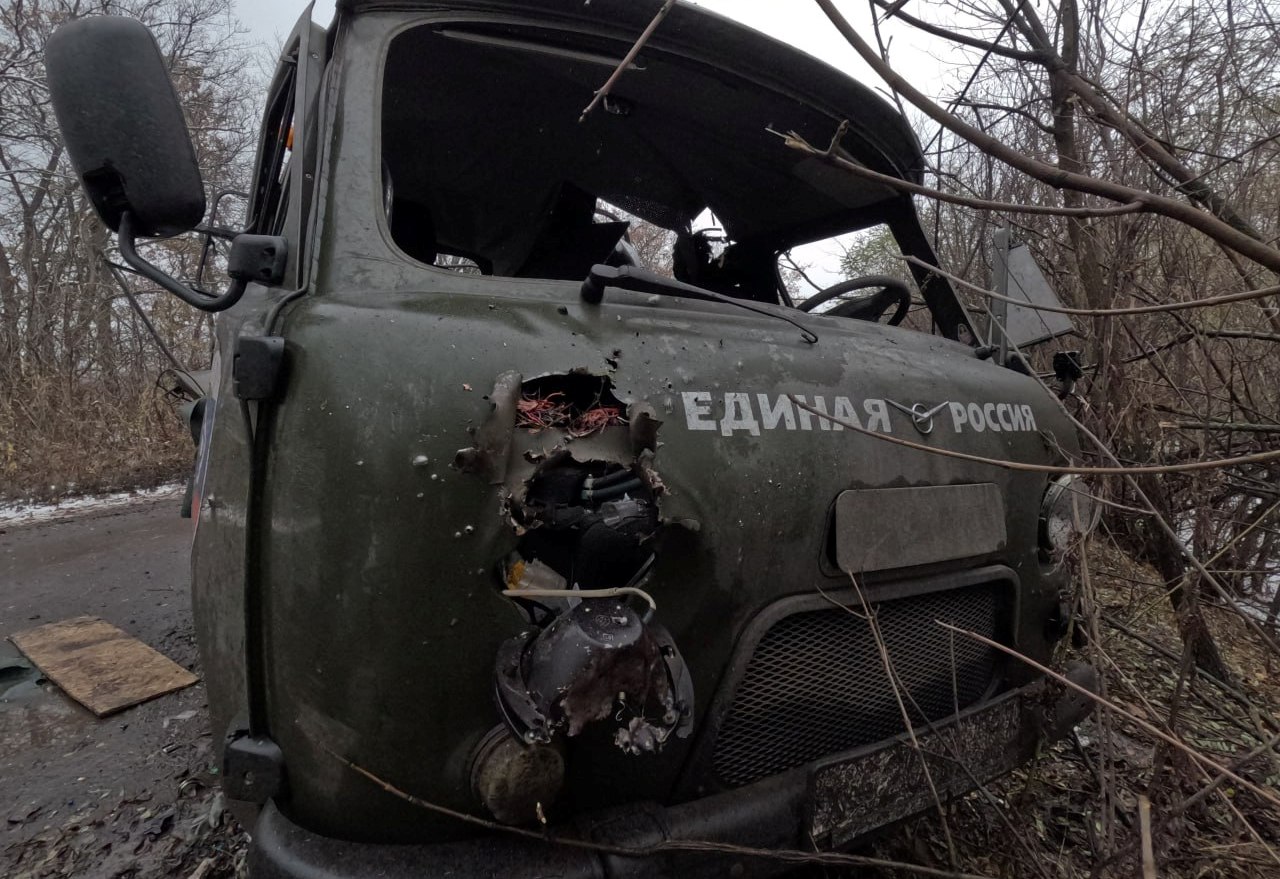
46 1 1097 875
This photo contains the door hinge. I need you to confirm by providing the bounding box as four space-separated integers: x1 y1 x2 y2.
233 335 286 401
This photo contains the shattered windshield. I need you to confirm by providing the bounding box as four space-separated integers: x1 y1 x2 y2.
379 21 909 306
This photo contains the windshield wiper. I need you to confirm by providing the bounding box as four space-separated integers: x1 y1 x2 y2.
580 264 818 344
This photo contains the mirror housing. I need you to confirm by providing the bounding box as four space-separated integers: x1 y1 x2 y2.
46 16 205 237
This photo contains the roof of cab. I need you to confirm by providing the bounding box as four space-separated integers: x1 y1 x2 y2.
336 0 926 184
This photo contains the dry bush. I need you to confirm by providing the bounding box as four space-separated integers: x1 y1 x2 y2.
789 0 1280 873
0 0 257 503
0 373 192 501
859 538 1280 878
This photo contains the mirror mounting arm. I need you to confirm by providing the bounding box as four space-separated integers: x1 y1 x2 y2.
196 223 240 241
118 211 285 314
119 212 246 312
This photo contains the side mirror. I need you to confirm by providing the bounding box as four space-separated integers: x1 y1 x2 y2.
46 16 205 237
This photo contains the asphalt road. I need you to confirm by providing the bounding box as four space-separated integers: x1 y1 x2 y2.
0 494 242 878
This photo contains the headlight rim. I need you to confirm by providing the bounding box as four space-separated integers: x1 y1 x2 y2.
1040 473 1101 556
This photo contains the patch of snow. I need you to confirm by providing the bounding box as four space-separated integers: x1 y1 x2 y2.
0 484 185 527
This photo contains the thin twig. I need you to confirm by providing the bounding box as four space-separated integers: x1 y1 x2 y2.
323 745 994 878
1099 616 1271 732
578 0 676 123
830 573 959 865
936 623 1280 811
812 579 1055 879
902 253 1280 316
1096 730 1280 873
786 395 1280 475
987 310 1280 662
778 126 1145 218
1138 795 1157 879
1159 420 1280 434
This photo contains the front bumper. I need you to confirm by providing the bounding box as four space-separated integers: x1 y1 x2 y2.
250 664 1097 879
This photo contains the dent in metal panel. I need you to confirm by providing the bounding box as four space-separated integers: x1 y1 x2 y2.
834 483 1006 573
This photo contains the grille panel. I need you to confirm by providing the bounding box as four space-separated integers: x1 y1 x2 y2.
711 582 1001 787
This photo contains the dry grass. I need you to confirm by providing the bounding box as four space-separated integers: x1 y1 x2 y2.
862 539 1280 878
0 376 192 504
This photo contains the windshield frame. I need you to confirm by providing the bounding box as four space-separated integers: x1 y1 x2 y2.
313 8 972 340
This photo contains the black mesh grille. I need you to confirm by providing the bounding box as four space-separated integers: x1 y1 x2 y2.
711 582 1001 787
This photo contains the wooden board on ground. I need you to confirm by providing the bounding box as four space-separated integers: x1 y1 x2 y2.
9 616 198 716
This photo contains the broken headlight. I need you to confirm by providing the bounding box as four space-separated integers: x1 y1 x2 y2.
494 453 692 758
1039 474 1101 556
493 598 694 754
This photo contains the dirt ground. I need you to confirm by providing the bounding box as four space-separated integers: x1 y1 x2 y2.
0 496 246 879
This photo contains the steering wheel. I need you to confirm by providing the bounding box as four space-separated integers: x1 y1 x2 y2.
796 275 912 325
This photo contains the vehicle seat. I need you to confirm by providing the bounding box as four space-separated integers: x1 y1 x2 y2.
516 183 628 280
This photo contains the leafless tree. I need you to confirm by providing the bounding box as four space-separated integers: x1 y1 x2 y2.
797 0 1280 872
798 0 1280 663
0 0 258 499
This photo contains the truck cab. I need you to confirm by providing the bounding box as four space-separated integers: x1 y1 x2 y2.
46 2 1097 876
